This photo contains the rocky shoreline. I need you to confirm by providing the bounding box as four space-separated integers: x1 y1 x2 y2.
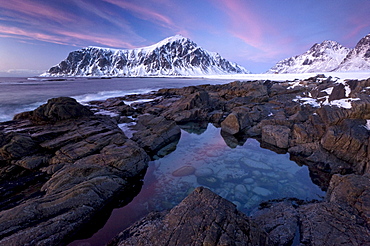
0 75 369 245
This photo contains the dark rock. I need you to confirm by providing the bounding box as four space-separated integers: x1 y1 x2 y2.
328 83 346 101
14 97 93 123
321 119 369 173
252 201 299 245
261 125 291 149
298 202 370 245
131 114 181 155
327 173 370 226
0 98 149 245
109 187 271 246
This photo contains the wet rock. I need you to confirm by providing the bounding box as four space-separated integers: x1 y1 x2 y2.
109 187 272 246
197 176 221 188
0 97 150 245
194 167 214 177
14 97 93 123
131 114 181 155
172 166 195 177
253 187 272 197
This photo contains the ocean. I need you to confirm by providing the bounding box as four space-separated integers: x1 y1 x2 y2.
0 76 231 122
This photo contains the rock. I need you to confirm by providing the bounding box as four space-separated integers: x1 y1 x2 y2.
131 114 181 155
328 83 346 101
327 173 370 225
298 202 370 245
221 107 251 135
321 119 369 173
109 187 272 246
14 97 93 123
162 89 212 122
253 187 272 197
172 166 195 177
0 98 150 245
252 201 299 245
197 176 221 188
194 167 214 177
261 125 291 149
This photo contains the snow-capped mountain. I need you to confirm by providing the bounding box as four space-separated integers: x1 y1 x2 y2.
266 40 350 74
334 34 370 71
41 35 250 77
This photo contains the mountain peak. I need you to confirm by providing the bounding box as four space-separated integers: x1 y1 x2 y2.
267 39 351 74
334 33 370 71
41 36 250 77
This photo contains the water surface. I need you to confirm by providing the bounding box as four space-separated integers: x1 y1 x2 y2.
0 77 229 122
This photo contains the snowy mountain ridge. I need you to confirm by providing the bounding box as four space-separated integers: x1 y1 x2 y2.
267 33 370 74
41 35 250 77
335 34 370 71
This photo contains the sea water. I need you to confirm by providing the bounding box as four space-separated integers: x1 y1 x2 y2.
0 77 325 246
0 77 229 122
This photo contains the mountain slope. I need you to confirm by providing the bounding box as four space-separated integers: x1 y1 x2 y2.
335 34 370 71
266 40 350 74
41 35 250 77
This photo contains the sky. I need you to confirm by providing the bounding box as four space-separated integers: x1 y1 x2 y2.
0 0 369 76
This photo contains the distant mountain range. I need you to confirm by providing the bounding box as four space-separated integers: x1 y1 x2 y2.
267 33 370 74
41 35 250 77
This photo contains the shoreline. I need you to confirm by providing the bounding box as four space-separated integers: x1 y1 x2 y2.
0 74 369 245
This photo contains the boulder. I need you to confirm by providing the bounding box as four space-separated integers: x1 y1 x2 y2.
109 187 271 246
261 125 291 149
327 173 370 225
131 114 181 155
321 119 369 173
14 97 93 123
221 107 251 135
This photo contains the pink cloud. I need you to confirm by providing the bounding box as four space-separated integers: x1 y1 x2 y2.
0 25 137 49
103 0 174 28
54 30 137 48
0 0 75 24
213 0 265 48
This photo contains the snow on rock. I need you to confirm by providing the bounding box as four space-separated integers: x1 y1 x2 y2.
41 35 250 77
266 40 350 74
364 120 370 131
293 77 362 109
335 34 370 72
267 33 370 74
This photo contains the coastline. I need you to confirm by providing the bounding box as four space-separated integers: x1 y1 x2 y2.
0 74 369 245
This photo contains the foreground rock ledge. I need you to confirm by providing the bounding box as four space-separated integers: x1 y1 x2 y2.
109 187 271 246
0 97 150 245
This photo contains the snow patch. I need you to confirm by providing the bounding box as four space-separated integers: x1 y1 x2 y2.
364 120 370 131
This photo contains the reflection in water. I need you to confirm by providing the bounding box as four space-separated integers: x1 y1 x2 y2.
72 123 325 246
148 124 325 215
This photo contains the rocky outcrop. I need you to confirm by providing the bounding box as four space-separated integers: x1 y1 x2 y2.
109 187 272 246
131 114 181 155
0 98 150 245
2 75 370 245
252 173 370 245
